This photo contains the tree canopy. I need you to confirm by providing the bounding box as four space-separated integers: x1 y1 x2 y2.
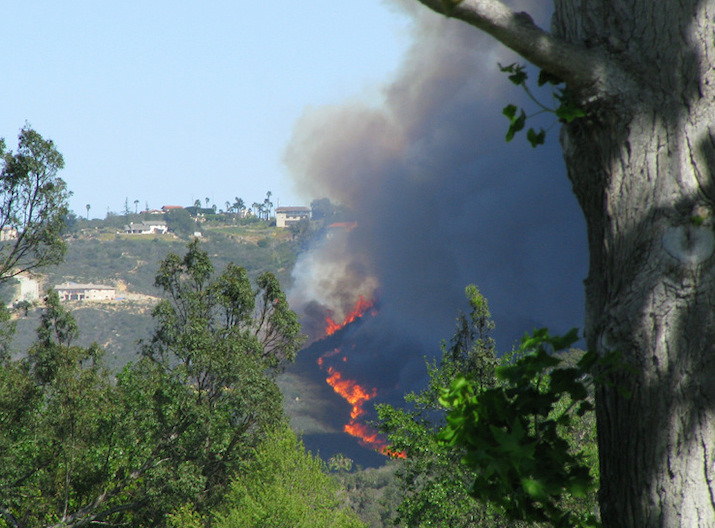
0 126 70 281
0 242 305 527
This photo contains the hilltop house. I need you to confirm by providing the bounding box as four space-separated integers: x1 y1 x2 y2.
54 282 116 302
124 220 168 235
275 206 311 228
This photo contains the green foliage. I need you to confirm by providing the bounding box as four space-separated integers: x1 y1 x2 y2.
120 240 303 520
331 463 403 528
438 328 602 528
377 285 504 527
0 126 70 280
213 425 366 528
0 303 17 363
0 291 122 528
378 286 604 528
498 63 585 147
148 239 302 371
310 197 349 224
164 208 198 237
0 243 304 527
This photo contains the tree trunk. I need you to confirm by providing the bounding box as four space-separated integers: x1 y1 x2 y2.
414 0 715 525
552 2 715 526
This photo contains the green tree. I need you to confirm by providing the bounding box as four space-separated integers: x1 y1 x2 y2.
122 239 303 520
164 208 197 238
310 197 347 224
233 197 245 217
377 285 503 528
213 425 366 528
0 126 70 281
263 191 273 220
0 243 303 527
379 286 599 528
411 1 715 523
438 328 604 528
0 291 122 528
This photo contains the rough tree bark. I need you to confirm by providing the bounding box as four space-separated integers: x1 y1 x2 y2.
415 0 715 526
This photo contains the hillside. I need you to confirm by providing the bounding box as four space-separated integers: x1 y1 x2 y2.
4 216 407 527
8 219 302 367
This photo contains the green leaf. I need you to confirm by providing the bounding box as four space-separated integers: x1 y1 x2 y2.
527 128 546 148
537 69 563 86
502 104 518 120
549 328 580 352
521 478 548 499
499 63 528 85
505 110 526 142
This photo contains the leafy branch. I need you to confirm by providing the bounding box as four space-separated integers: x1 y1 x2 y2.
437 328 627 527
499 63 586 147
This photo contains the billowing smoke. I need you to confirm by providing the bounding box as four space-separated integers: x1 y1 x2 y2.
283 1 588 464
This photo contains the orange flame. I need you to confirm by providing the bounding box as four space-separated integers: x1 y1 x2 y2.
325 295 375 336
319 296 405 458
327 379 405 458
325 366 376 419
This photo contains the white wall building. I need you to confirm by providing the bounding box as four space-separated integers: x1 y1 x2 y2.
275 206 311 228
54 283 116 302
124 220 168 234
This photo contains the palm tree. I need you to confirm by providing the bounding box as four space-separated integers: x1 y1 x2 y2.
234 197 245 217
263 191 273 220
85 204 90 220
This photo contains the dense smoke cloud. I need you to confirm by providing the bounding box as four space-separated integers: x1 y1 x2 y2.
283 1 588 462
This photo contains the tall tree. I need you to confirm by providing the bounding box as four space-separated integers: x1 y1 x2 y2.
85 204 90 220
0 243 303 527
0 291 123 528
263 191 273 220
413 1 715 525
378 285 502 527
0 127 70 281
234 197 245 216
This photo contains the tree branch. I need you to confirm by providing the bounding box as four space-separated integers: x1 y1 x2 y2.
416 0 629 98
0 507 22 528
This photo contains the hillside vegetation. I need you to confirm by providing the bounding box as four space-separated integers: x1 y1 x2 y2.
7 216 302 368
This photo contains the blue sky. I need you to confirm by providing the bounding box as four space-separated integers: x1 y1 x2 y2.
1 1 409 217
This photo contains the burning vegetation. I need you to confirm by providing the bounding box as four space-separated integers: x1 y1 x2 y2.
317 297 405 458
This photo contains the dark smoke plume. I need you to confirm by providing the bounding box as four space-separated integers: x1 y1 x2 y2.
282 1 587 463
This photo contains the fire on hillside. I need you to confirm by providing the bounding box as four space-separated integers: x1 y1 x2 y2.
316 297 405 459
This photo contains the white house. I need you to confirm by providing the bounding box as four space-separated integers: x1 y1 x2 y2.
124 220 168 234
54 282 116 302
275 206 311 228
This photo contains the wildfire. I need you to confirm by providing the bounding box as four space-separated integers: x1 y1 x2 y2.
324 295 375 336
319 296 405 459
325 366 376 420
